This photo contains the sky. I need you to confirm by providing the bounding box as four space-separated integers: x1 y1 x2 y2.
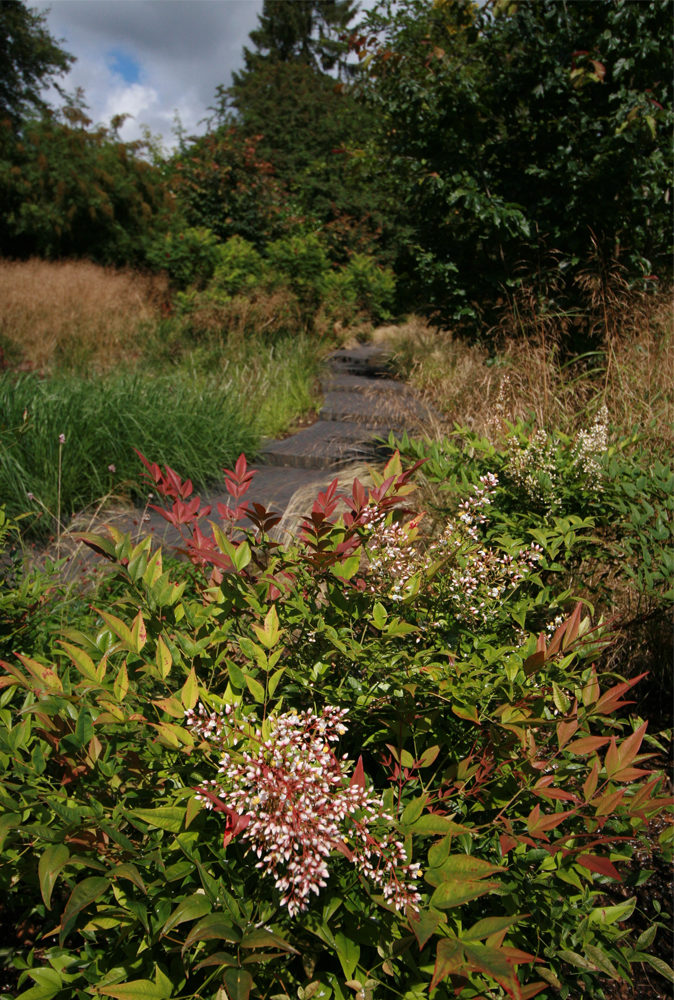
31 0 266 151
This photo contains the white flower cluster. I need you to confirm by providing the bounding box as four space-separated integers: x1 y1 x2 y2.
186 704 421 917
507 429 559 512
359 474 542 623
506 408 610 511
571 405 609 482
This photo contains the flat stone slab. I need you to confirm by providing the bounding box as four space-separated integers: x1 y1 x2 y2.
319 388 436 429
261 419 392 469
320 372 413 394
327 345 392 376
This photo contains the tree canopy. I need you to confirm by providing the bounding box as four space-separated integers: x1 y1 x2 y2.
0 0 74 124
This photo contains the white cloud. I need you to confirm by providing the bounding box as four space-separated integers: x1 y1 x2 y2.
30 0 264 148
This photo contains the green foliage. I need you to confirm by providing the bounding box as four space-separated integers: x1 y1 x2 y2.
0 370 255 537
267 232 331 309
0 0 74 124
342 253 396 321
175 232 396 332
0 100 170 264
168 126 291 248
359 0 673 320
238 0 358 74
0 451 671 999
395 422 674 703
145 227 224 291
211 236 266 296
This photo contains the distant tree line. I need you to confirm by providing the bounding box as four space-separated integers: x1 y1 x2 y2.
0 0 671 328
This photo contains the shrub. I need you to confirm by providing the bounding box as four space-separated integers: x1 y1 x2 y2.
343 253 396 322
211 236 267 296
266 232 330 310
145 226 224 290
0 452 671 999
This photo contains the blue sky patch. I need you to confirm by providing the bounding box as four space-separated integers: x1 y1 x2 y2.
107 48 141 84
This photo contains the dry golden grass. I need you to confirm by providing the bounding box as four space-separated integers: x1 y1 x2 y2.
0 258 169 373
392 287 673 451
181 287 305 343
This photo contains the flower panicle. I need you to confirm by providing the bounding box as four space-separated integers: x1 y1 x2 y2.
187 704 421 916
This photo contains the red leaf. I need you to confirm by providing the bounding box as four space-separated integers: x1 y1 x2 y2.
350 755 366 789
613 721 648 774
576 854 622 881
594 788 626 817
499 834 518 855
565 735 610 755
593 673 646 715
583 761 600 802
332 839 355 862
527 806 574 839
556 716 578 748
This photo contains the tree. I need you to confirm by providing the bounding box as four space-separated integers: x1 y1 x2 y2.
211 0 385 259
0 95 171 263
359 0 673 322
239 0 358 75
0 0 74 125
167 126 292 248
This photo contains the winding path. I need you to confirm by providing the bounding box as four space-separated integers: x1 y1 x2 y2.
142 342 436 546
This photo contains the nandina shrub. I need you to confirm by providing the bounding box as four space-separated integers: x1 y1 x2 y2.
0 454 671 999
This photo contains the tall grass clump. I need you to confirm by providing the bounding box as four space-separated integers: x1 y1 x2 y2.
391 282 673 453
0 258 169 373
0 330 321 539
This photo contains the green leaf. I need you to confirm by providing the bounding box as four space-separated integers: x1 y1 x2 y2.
431 936 463 991
588 897 636 925
0 812 20 851
180 666 199 710
245 673 266 703
558 949 601 973
401 796 426 826
98 980 172 999
156 636 172 679
462 914 521 941
372 602 387 629
74 706 94 747
411 814 472 836
113 661 129 701
60 875 109 944
38 843 70 909
252 604 279 648
332 554 361 581
334 931 360 979
108 863 147 894
240 928 298 952
267 666 285 697
233 541 252 572
59 640 97 681
408 907 443 950
430 878 501 909
181 913 242 955
223 967 254 1000
161 892 212 937
129 806 185 833
583 944 619 979
228 660 245 689
641 952 674 983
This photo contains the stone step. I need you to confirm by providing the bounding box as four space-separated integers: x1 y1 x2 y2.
327 345 392 376
320 372 412 395
260 419 394 470
319 389 436 429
